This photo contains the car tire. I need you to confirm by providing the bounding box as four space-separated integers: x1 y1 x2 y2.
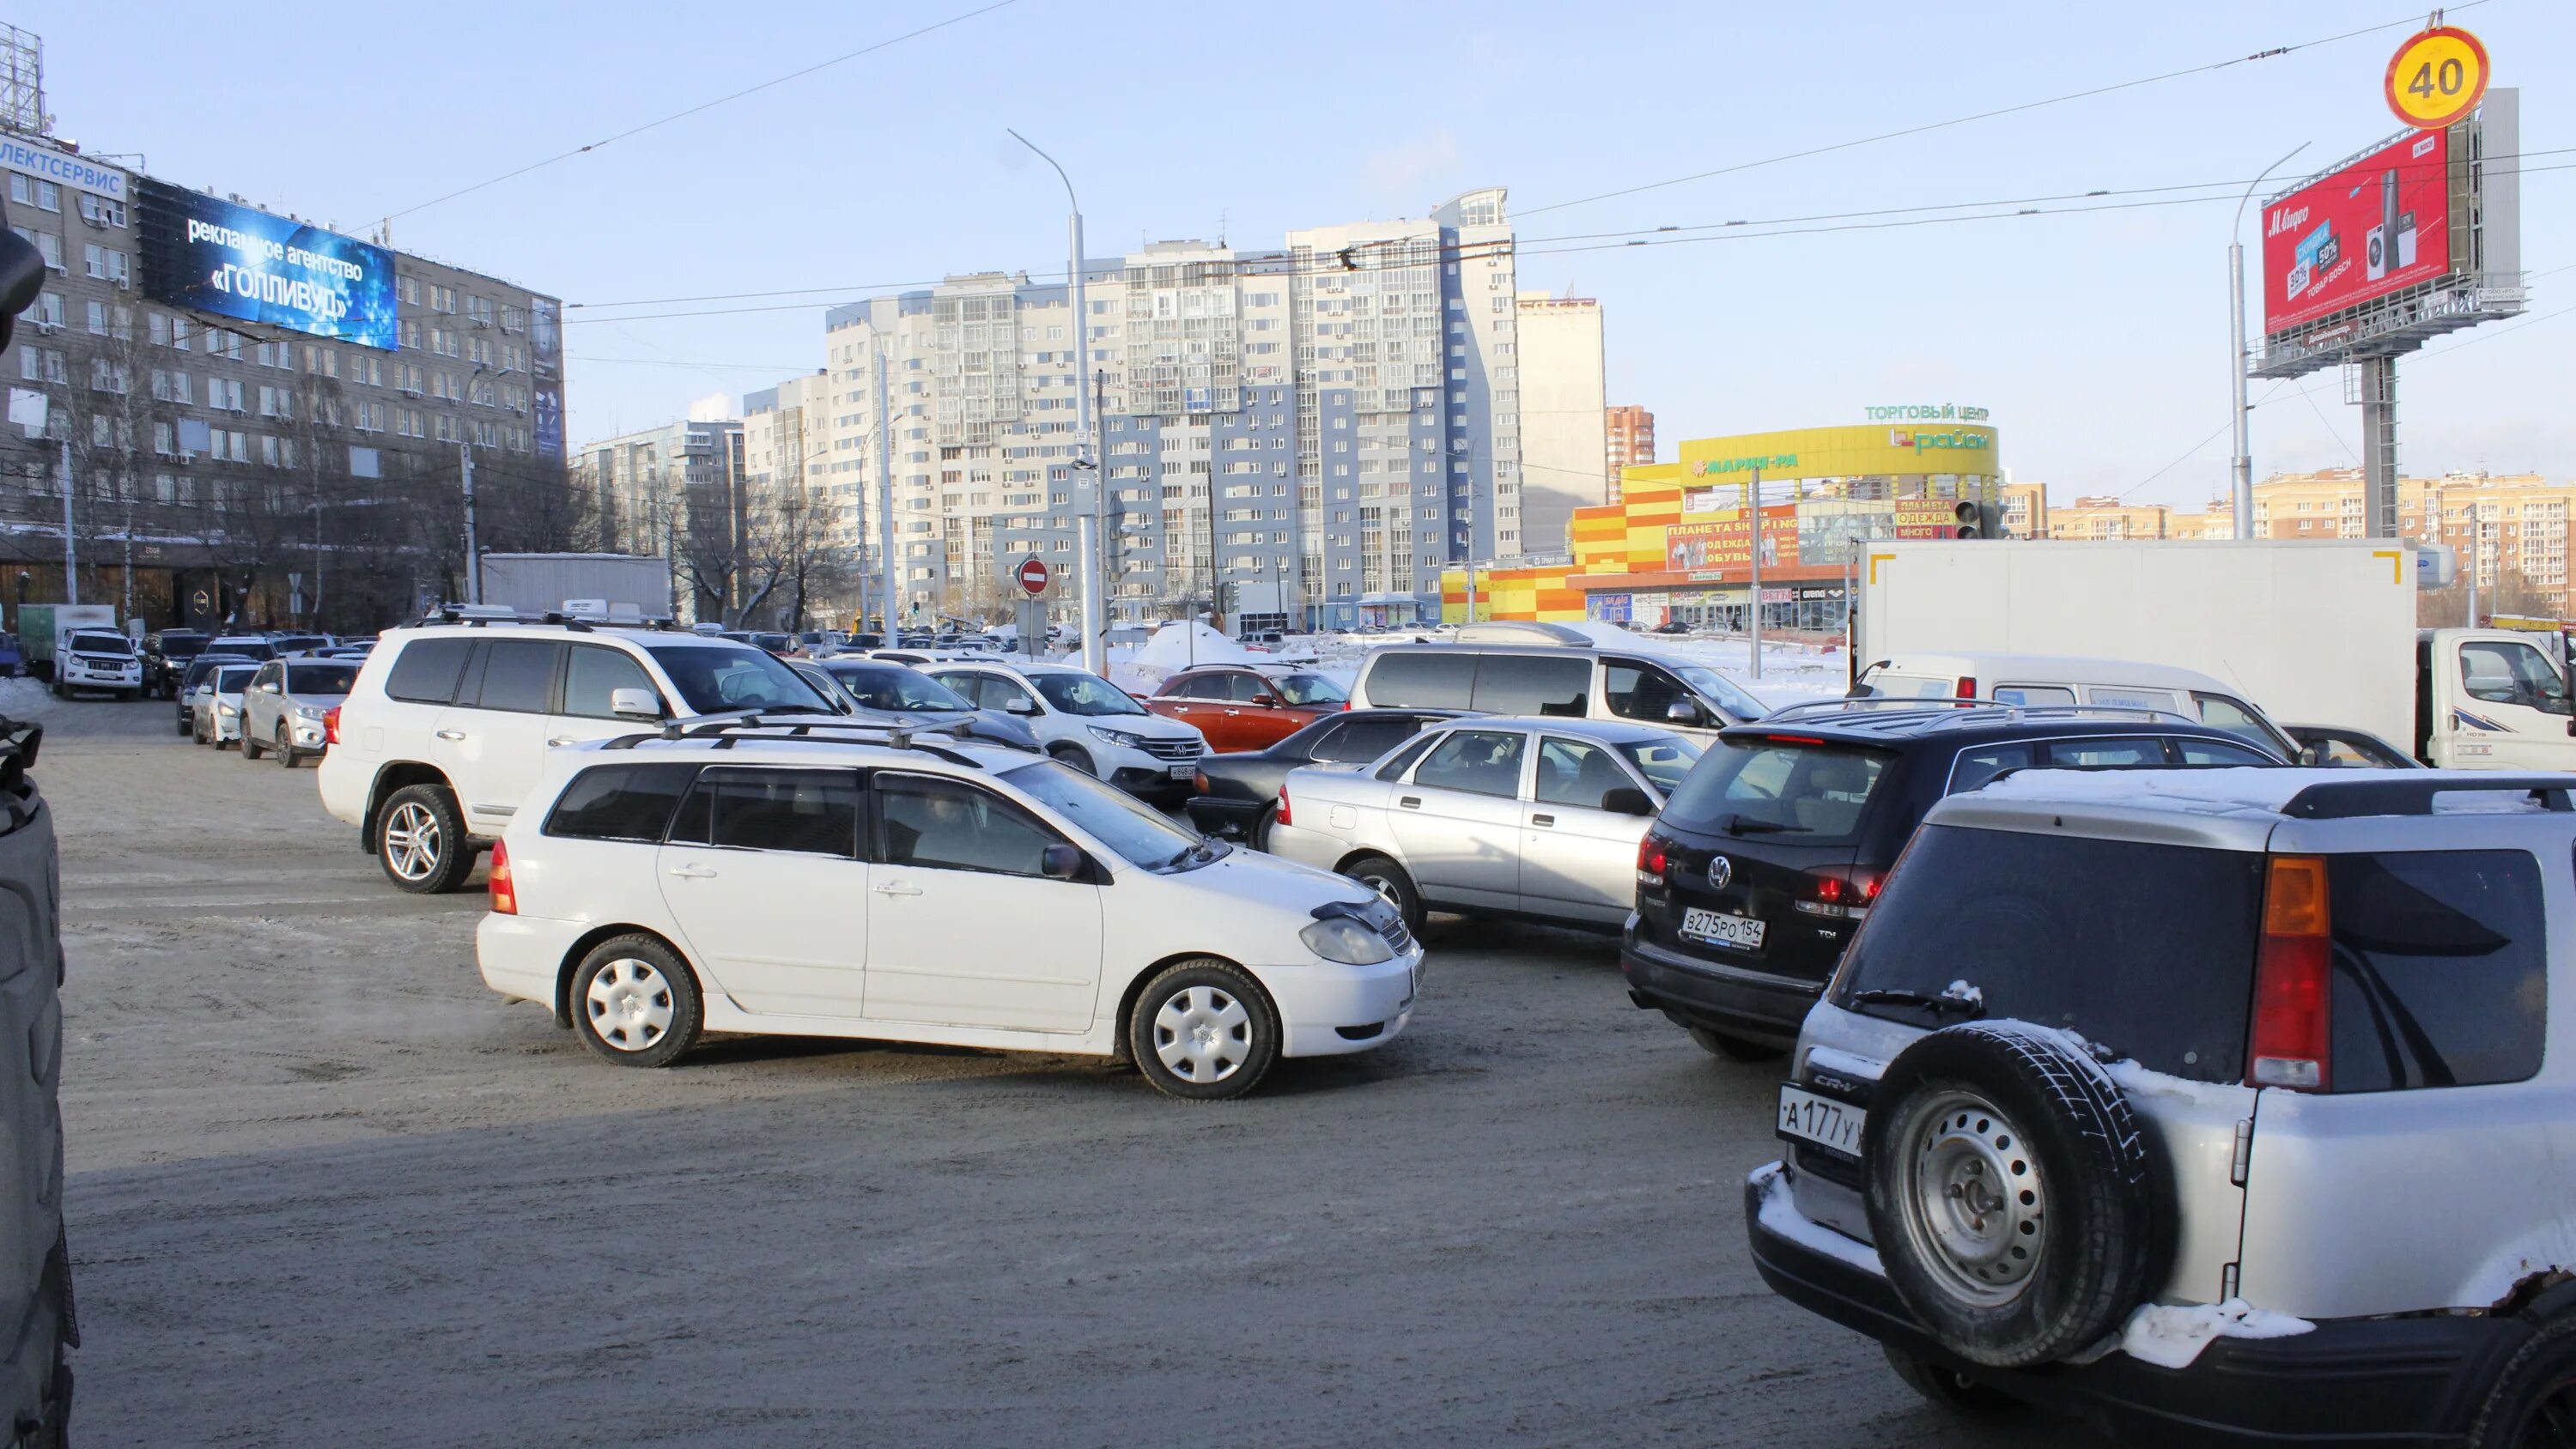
191 713 207 745
2468 1311 2576 1447
1340 853 1423 937
1862 1022 2166 1370
569 937 702 1069
1687 1025 1786 1063
1126 958 1280 1101
240 728 264 761
276 726 298 767
1048 742 1097 776
1882 1345 2023 1417
1249 803 1279 852
376 784 476 894
175 716 191 738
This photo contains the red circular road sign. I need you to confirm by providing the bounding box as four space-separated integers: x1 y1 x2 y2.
1014 555 1050 597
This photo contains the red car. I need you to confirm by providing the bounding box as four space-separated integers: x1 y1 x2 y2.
1145 665 1349 752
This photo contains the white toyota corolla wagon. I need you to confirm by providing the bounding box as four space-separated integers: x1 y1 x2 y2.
477 714 1423 1100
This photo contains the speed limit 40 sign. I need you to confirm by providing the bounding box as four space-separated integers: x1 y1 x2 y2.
2385 24 2489 130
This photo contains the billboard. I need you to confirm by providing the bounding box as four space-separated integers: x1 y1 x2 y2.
1665 505 1799 573
2261 129 2451 335
135 179 398 349
530 296 563 458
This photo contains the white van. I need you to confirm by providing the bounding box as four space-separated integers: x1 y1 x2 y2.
1851 652 2297 760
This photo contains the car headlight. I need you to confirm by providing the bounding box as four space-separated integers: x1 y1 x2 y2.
1300 916 1395 966
216 703 237 717
294 705 325 719
1088 725 1145 749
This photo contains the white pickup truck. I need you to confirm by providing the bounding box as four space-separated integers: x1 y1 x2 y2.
1855 537 2576 770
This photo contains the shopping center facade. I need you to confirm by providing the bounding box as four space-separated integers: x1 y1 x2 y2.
1442 417 2002 631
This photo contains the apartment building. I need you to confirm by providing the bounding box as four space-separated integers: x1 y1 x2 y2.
569 418 742 619
1999 481 2046 538
1605 404 1654 504
2046 495 2170 541
786 187 1524 629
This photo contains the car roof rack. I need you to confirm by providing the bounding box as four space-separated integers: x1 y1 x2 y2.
599 712 986 767
2279 775 2576 819
392 605 696 634
1757 700 2196 732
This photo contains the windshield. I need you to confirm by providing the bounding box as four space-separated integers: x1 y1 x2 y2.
67 633 131 654
751 634 792 652
160 634 209 658
1660 737 1892 842
1662 661 1767 721
829 664 972 712
1619 737 1704 794
212 666 258 691
1000 760 1212 870
1032 672 1146 717
644 644 833 715
211 640 276 661
1273 673 1347 706
285 663 360 694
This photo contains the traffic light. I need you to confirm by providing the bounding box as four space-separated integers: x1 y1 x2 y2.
1950 500 1981 539
1978 501 2010 540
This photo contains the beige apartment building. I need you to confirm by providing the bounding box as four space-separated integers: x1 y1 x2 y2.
2046 495 2171 541
1512 293 1607 555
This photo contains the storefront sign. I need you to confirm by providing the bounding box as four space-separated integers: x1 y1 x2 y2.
1889 429 1992 454
1665 506 1800 573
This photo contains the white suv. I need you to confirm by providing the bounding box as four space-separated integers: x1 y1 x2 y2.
477 718 1421 1100
921 659 1207 800
53 629 141 700
317 619 838 894
1750 767 2576 1446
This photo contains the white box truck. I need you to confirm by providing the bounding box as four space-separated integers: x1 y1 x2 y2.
473 554 671 621
1854 538 2576 770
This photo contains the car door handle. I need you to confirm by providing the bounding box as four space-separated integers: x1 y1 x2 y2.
546 737 576 748
1399 796 1421 809
435 729 465 741
872 882 922 897
1224 709 1240 716
666 864 717 880
1531 814 1556 827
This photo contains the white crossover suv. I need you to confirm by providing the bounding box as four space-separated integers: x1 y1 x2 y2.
921 659 1207 801
476 716 1421 1100
316 616 840 894
1749 767 2576 1447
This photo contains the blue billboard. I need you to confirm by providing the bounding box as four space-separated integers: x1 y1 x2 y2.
137 179 398 350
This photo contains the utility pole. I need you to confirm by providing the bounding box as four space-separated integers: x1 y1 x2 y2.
1008 129 1105 675
459 440 480 603
2230 143 2309 540
1746 466 1764 680
874 335 895 633
1093 367 1109 638
55 442 75 605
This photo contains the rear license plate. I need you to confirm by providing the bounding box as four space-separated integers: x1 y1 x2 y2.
1167 763 1195 779
1681 906 1765 951
1777 1085 1865 1158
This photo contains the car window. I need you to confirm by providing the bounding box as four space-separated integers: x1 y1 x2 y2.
999 760 1202 870
2041 737 2166 768
1315 716 1430 763
1224 673 1268 703
1618 737 1703 794
1838 824 2263 1082
1860 671 1956 700
2082 685 2181 712
285 663 358 694
668 767 859 857
1163 674 1218 701
2189 693 2287 754
1603 660 1693 723
2301 731 2404 768
1470 654 1591 717
876 773 1060 876
544 763 702 843
830 664 971 712
643 644 829 714
1273 673 1346 706
252 663 282 689
1948 743 2034 792
68 632 131 654
469 640 562 714
1661 739 1889 841
213 665 258 691
1991 683 2075 706
1364 650 1477 709
2459 640 2570 713
386 637 475 705
1534 737 1640 809
1375 732 1442 781
562 645 658 718
1412 729 1528 798
2176 737 2277 767
2326 849 2545 1091
1032 672 1145 717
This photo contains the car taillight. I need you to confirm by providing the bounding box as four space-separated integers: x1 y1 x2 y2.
1637 834 1669 887
1955 676 1978 700
2247 854 2330 1090
1796 867 1882 919
1274 785 1291 828
323 706 341 745
489 839 517 917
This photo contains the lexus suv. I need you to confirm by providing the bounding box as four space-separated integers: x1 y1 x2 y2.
1750 767 2576 1447
1625 702 2287 1061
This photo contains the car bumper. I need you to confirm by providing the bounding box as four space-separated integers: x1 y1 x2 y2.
206 713 241 741
1185 796 1267 838
477 912 580 1004
315 751 367 828
60 670 137 689
1256 948 1420 1058
1743 1167 2516 1446
1107 761 1197 799
1261 820 1347 874
1619 929 1819 1048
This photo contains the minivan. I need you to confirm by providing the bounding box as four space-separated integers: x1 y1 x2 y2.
1347 640 1767 743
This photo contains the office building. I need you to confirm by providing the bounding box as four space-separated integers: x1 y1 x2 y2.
1510 292 1605 555
781 187 1523 629
1605 404 1655 504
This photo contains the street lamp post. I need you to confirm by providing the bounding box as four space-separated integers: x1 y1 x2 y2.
1007 129 1105 676
2230 143 2310 540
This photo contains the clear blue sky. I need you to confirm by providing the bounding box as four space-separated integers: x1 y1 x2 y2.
22 0 2573 509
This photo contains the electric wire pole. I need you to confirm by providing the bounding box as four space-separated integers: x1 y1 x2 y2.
460 441 479 603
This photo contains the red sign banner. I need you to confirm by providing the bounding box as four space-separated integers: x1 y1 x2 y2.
2262 129 2451 336
1664 506 1799 573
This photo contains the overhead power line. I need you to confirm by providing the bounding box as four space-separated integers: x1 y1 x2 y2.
1520 0 2498 218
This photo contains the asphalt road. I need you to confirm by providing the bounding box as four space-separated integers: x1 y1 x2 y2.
25 680 2115 1448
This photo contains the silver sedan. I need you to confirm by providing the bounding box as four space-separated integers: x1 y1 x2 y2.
240 657 361 767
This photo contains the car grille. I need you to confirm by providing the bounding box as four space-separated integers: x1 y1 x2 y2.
1139 737 1203 761
73 655 130 670
1379 915 1414 955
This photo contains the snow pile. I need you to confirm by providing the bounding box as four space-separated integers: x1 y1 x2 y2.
2112 1299 2312 1369
1748 1161 1883 1275
1940 979 1984 1009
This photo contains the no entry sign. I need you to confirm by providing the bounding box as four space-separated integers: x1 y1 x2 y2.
1014 556 1050 597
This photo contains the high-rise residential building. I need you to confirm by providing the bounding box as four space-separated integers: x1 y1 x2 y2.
1605 404 1655 504
568 418 741 619
780 187 1522 629
1510 293 1604 555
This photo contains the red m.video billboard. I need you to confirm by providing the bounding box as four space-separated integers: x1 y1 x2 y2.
2262 129 2451 336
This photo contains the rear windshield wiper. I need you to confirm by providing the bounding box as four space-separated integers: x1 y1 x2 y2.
1848 988 1984 1019
1718 814 1795 836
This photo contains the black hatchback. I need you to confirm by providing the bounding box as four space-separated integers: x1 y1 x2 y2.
1621 701 2287 1061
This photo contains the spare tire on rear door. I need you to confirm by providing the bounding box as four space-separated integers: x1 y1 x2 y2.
1862 1022 2168 1369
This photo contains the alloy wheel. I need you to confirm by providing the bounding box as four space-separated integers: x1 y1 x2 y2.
381 802 442 882
1151 985 1250 1083
586 958 674 1052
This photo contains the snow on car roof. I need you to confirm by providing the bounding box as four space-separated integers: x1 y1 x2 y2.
1973 767 2568 817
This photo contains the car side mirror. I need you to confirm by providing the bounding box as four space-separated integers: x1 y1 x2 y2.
1040 843 1084 880
1252 693 1280 707
1663 699 1704 726
1601 786 1655 816
609 687 663 720
1005 695 1039 715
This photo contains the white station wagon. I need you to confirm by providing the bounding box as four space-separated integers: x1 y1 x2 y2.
477 716 1422 1100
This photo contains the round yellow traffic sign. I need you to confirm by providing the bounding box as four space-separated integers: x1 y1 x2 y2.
2385 25 2488 130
